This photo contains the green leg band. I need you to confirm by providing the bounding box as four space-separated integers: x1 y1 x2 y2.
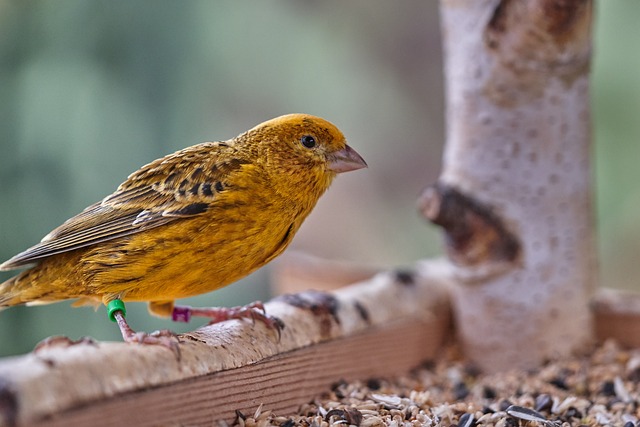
107 299 126 322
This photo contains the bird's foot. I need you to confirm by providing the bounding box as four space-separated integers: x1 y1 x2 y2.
123 329 180 352
122 328 181 360
111 308 181 359
33 335 97 353
172 301 284 340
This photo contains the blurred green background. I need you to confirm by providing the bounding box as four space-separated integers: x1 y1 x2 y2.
0 1 638 357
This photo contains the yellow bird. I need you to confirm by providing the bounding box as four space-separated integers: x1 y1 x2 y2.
0 114 366 346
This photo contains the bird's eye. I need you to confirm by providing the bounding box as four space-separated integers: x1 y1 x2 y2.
301 135 316 149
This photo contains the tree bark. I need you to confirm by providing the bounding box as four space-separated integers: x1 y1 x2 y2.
420 0 595 370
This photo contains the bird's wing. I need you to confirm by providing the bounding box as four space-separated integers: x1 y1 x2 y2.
0 142 250 270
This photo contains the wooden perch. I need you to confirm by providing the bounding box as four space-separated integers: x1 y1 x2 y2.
0 262 452 427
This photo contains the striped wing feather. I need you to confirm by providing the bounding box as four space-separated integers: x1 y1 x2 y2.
0 142 247 270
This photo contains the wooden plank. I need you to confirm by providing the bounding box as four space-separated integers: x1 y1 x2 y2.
30 317 446 427
593 288 640 348
0 262 452 427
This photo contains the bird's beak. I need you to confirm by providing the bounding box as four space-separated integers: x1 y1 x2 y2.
328 144 367 173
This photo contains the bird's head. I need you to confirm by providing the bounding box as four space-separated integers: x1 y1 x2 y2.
245 113 367 204
248 113 366 173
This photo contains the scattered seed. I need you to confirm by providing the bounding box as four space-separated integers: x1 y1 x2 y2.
552 396 577 414
370 394 403 409
224 342 639 427
453 382 470 400
595 412 612 425
614 376 632 402
361 416 385 427
483 386 497 399
253 403 264 419
498 399 513 412
548 377 568 390
601 380 616 396
564 407 582 419
458 412 475 427
366 378 382 391
534 394 552 413
505 405 547 423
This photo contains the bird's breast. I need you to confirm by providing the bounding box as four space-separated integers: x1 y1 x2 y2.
97 196 304 301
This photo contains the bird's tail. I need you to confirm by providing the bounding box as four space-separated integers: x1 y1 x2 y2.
0 274 23 308
0 270 54 309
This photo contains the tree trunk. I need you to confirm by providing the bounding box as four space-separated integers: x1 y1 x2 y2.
420 0 595 371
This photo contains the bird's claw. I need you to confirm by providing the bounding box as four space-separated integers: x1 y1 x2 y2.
265 315 285 342
207 305 284 341
126 330 181 360
244 301 267 315
149 328 179 339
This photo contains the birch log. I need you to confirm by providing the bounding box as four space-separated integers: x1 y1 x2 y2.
0 266 451 427
420 0 595 370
